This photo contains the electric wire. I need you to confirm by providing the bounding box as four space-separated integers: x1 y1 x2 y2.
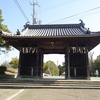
38 0 76 13
48 6 100 24
13 0 100 25
56 9 100 24
13 0 30 22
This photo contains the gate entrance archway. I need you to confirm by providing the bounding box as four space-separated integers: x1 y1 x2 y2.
43 54 65 78
1 22 100 79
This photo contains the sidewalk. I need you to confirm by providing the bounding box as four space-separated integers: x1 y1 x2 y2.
90 77 100 81
44 76 100 81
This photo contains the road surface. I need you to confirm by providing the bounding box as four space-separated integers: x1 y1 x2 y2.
0 89 100 100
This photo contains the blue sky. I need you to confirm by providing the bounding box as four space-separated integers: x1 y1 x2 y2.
1 0 100 65
1 0 100 32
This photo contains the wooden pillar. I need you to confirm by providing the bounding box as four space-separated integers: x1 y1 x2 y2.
65 46 70 79
36 47 39 77
17 49 22 76
86 48 90 79
74 68 76 76
31 68 33 76
40 50 43 78
35 48 43 78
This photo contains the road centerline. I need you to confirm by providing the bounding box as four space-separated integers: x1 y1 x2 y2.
6 89 24 100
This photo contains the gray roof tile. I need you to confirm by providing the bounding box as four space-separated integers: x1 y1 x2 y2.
20 24 87 37
1 23 100 38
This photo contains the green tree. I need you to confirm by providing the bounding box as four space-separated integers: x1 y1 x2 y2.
88 52 94 76
43 60 59 76
0 10 4 24
58 65 62 76
0 9 11 50
43 62 48 73
58 64 65 76
93 59 100 76
9 57 19 69
0 66 7 74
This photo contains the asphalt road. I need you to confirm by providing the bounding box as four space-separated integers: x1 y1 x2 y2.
0 89 100 100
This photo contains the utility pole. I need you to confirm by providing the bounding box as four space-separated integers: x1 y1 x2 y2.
57 59 58 66
30 1 40 25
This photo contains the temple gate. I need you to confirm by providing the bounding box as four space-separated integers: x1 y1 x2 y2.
1 21 100 79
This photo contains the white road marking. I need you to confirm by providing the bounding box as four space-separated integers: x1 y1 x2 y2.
6 89 24 100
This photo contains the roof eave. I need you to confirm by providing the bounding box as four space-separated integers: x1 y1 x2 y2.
1 34 100 39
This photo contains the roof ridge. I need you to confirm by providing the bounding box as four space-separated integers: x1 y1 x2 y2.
26 23 81 29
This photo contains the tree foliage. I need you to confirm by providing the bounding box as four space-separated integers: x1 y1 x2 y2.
0 66 7 74
93 59 100 76
88 52 95 76
9 57 19 69
89 53 100 76
58 64 65 76
43 60 59 76
0 9 11 50
43 62 48 73
0 10 4 24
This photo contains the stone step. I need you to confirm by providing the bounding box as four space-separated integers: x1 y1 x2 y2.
0 83 100 88
0 80 100 84
0 85 100 89
0 79 100 89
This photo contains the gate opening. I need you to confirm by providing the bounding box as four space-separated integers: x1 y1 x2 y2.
43 54 65 79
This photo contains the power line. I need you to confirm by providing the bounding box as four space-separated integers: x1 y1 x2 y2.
38 0 76 13
48 6 100 24
13 0 30 22
56 10 100 24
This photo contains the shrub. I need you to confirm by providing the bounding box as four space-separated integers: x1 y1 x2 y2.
94 73 98 77
0 66 7 74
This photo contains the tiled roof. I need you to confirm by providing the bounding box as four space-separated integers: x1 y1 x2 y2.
21 24 87 37
1 23 100 38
